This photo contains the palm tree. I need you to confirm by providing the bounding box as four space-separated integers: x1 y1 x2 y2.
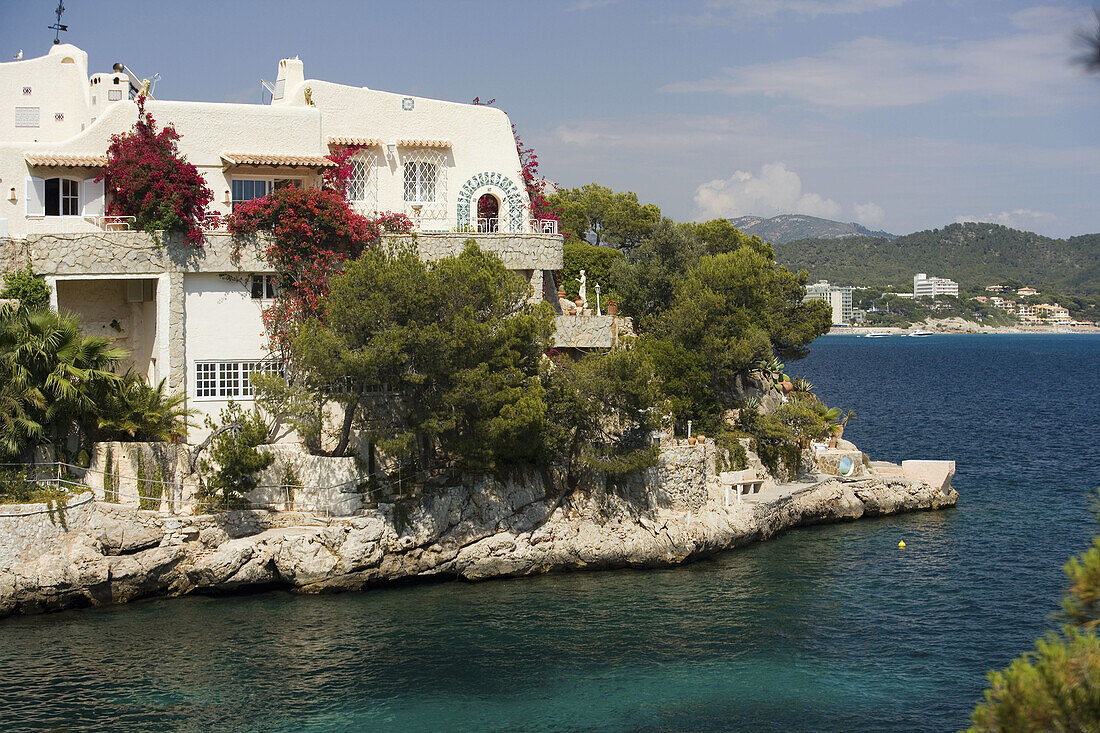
0 306 126 460
93 371 194 442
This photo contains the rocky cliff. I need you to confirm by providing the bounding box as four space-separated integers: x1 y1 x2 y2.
0 464 957 618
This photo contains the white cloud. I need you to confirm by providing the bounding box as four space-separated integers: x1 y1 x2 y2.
954 209 1057 230
662 11 1091 110
853 202 886 227
694 163 841 219
700 0 908 20
566 0 620 10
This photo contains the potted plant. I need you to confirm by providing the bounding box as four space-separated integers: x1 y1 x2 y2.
607 300 618 316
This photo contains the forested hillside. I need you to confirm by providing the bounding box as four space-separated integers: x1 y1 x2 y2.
729 215 896 244
773 223 1100 294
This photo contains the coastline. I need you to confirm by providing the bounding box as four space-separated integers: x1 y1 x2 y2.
0 467 957 619
831 321 1100 336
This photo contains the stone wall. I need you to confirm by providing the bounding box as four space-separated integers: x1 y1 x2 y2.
251 447 366 515
553 314 636 348
0 492 96 573
393 232 563 271
84 441 369 516
645 441 716 511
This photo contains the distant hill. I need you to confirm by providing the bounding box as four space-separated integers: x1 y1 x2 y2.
771 222 1100 294
729 214 896 244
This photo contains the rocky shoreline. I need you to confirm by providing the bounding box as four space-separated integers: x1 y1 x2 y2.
0 468 957 619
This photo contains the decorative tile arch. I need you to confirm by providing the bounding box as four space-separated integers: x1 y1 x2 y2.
456 172 526 233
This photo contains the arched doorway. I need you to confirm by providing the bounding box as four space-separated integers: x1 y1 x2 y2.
477 193 500 232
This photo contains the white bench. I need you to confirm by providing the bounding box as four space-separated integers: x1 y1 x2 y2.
718 470 764 505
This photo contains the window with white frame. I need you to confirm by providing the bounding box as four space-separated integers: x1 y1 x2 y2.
403 161 438 203
194 360 285 399
231 179 270 210
231 178 303 210
44 177 80 216
251 274 277 300
346 152 377 208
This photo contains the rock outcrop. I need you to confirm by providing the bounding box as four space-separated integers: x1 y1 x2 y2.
0 470 957 619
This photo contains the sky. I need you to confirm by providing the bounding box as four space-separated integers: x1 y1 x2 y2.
2 0 1098 237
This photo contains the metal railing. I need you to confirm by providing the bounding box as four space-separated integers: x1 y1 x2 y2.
0 460 458 518
409 217 560 235
25 215 135 234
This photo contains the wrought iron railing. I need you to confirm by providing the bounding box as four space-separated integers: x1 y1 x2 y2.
25 215 135 234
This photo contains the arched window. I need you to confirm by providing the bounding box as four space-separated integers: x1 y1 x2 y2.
44 177 80 216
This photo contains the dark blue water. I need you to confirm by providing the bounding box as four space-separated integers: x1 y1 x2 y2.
1 335 1097 732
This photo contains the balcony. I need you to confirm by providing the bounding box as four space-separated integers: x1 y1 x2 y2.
25 215 136 234
406 216 558 235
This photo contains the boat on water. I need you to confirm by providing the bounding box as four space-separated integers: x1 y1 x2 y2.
864 331 893 338
908 330 934 337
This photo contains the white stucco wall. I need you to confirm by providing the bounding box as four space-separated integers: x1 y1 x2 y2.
54 277 159 380
0 44 91 143
183 272 274 429
0 45 535 238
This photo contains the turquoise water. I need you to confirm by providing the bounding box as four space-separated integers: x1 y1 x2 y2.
1 334 1098 732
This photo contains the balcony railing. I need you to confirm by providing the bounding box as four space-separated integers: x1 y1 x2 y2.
408 217 560 235
26 215 136 234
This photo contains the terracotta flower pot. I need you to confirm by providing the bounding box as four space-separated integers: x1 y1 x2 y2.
780 381 795 394
695 433 705 443
607 302 618 316
687 436 697 445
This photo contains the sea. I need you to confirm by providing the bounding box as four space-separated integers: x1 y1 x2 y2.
1 334 1097 732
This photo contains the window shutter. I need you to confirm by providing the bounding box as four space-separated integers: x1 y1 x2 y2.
83 177 104 217
25 177 45 216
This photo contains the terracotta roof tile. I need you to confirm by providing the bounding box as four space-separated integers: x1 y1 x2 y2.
328 137 382 147
221 153 336 168
396 139 451 149
25 153 108 167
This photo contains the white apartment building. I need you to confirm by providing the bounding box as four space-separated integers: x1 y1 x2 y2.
913 273 959 299
804 280 854 325
0 44 565 436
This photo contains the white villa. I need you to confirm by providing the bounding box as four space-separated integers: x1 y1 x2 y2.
0 43 601 437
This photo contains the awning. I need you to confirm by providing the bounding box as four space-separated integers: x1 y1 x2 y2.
25 153 108 167
328 136 382 147
397 139 451 149
220 153 336 168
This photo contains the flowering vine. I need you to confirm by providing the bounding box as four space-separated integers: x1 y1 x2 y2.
228 186 411 349
513 124 558 224
100 95 215 246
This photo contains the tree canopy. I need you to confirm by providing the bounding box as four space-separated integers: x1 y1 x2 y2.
549 183 661 251
293 241 554 467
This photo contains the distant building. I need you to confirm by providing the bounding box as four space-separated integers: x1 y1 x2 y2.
1034 303 1071 325
985 285 1005 292
972 296 988 303
914 273 959 299
1017 286 1039 296
804 280 853 324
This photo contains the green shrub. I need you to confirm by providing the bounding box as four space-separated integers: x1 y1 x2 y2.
200 402 274 510
0 265 51 310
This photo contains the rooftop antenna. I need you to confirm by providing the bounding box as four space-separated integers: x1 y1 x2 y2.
48 1 67 45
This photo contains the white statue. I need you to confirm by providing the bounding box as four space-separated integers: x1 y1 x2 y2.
577 270 587 307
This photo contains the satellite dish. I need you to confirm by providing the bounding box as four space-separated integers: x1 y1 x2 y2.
838 456 855 477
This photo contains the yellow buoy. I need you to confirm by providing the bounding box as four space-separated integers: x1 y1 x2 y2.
898 540 906 548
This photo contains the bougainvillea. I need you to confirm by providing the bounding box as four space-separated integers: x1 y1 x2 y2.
100 96 215 246
513 124 558 224
322 143 368 198
228 186 411 348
